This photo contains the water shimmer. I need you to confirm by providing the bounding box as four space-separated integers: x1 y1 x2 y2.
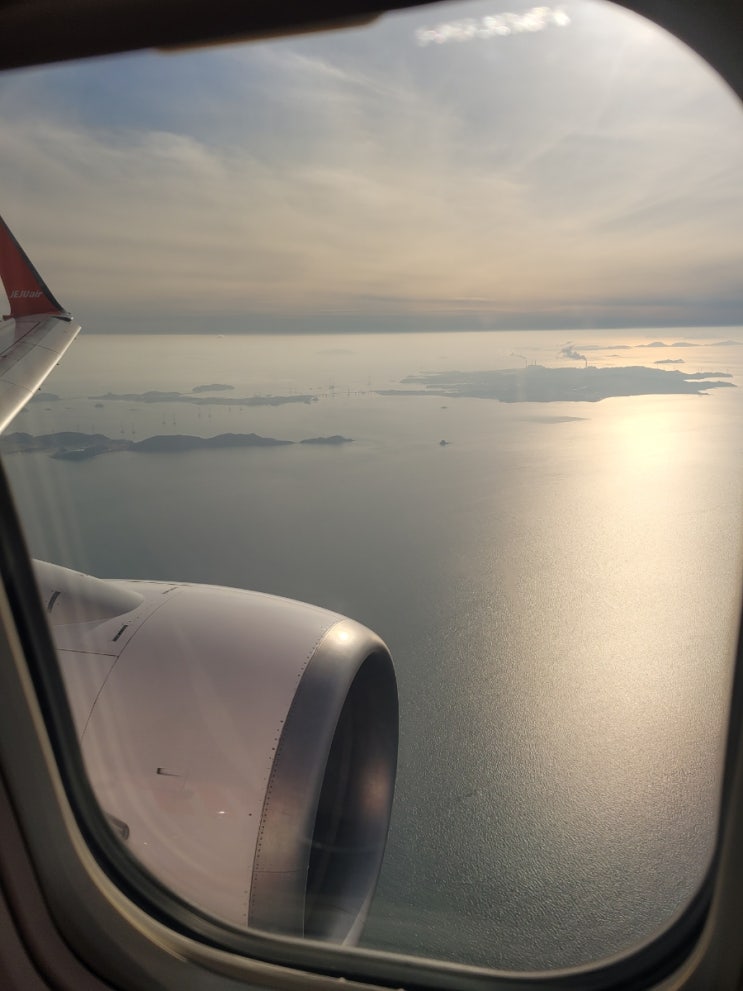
4 330 743 970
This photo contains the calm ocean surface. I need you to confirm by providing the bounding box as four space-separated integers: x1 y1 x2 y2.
4 329 743 970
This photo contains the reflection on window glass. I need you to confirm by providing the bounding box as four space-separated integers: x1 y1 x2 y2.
1 0 742 972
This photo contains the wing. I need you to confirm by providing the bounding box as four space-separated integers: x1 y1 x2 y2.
0 215 80 433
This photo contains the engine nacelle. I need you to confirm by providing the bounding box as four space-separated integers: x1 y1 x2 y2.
33 560 398 944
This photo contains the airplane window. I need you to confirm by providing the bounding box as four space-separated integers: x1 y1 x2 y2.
1 0 742 976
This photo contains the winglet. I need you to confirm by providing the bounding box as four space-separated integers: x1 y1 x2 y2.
0 214 67 320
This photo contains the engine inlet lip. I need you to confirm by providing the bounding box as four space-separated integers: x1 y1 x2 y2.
248 619 398 943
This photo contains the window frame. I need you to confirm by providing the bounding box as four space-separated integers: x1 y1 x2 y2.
1 0 743 987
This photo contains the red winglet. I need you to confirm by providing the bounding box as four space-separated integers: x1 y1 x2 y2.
0 214 65 319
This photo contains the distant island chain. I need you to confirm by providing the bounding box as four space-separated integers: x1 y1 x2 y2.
0 432 354 461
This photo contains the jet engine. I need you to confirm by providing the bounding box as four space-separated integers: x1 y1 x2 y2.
33 559 398 944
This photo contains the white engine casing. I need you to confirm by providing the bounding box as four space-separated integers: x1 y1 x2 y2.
33 559 398 944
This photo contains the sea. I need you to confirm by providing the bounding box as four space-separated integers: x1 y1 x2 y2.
3 328 743 972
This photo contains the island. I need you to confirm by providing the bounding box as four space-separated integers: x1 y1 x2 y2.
89 390 316 407
378 364 735 404
0 432 354 461
132 433 292 453
299 436 353 445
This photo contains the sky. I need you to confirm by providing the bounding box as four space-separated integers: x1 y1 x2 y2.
1 0 743 333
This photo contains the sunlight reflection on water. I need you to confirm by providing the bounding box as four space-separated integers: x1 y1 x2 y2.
4 329 743 968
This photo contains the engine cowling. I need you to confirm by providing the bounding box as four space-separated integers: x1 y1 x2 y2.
33 559 398 944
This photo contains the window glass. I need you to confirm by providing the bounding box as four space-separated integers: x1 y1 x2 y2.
1 0 742 972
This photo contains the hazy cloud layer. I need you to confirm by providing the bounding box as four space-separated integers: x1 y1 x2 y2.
636 341 698 348
2 0 743 332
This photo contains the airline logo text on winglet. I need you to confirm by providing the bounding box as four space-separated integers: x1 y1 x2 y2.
10 290 43 299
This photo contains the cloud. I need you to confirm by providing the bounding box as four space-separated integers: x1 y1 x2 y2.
414 5 571 47
2 0 743 332
578 344 633 350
